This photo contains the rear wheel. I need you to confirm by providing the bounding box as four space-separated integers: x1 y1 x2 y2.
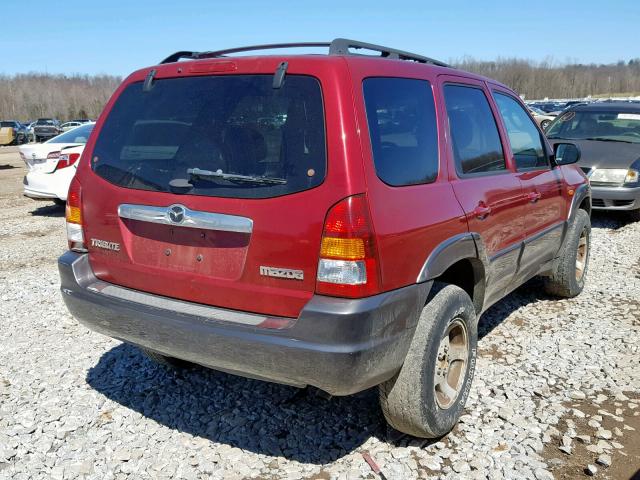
140 348 192 369
544 209 590 297
378 283 477 438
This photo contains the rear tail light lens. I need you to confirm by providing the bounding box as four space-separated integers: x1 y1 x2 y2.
46 151 61 160
316 195 381 298
55 152 80 171
65 177 86 252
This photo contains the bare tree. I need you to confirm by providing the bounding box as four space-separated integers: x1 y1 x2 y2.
0 73 121 121
453 57 640 99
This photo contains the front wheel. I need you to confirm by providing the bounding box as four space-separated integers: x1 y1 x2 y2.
379 283 478 438
544 209 590 297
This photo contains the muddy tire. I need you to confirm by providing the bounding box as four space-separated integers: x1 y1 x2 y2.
378 283 477 438
141 348 192 369
544 209 590 298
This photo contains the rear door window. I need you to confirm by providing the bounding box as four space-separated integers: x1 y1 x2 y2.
363 78 439 186
443 84 506 175
493 92 548 170
91 75 326 199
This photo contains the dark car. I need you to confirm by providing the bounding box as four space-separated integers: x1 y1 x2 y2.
33 118 62 142
546 102 640 220
531 102 562 114
0 120 29 144
58 39 590 438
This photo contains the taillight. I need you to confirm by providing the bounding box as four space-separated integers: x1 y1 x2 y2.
55 152 80 171
65 177 86 252
316 194 381 298
47 151 61 160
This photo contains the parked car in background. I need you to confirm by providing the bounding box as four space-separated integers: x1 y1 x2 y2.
546 102 640 220
21 123 94 203
25 121 36 142
0 120 29 144
33 118 62 142
58 39 590 439
528 106 555 130
61 121 84 132
530 102 562 114
23 144 85 204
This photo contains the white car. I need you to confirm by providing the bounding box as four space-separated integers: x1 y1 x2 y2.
60 121 84 132
21 123 94 203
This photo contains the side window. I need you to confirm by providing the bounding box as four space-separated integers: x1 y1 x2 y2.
443 84 506 175
363 78 439 186
494 92 548 170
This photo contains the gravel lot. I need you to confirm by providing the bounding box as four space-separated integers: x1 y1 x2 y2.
0 145 638 480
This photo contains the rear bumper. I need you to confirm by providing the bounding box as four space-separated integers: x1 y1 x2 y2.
23 170 72 200
59 252 431 395
591 185 640 211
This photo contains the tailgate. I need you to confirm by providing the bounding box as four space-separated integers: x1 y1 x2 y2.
80 70 348 318
83 186 331 318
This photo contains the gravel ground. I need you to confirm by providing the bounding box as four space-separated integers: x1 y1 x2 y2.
0 145 639 480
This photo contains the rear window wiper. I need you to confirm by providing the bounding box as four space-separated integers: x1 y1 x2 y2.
187 167 287 185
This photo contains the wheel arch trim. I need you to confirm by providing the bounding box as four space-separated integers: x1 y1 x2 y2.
568 182 591 222
416 232 483 283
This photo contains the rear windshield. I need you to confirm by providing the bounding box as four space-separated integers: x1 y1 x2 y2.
91 75 326 199
546 109 640 144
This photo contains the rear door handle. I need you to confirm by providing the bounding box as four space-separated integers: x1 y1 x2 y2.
472 203 492 220
527 191 541 203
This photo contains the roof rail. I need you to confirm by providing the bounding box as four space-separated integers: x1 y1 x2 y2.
160 38 449 67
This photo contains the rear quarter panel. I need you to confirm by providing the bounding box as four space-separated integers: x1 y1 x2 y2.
346 59 468 291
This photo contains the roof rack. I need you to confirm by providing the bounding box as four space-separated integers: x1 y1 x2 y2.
160 38 449 67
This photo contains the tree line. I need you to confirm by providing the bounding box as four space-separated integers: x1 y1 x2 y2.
454 57 640 100
0 73 121 122
1 59 640 121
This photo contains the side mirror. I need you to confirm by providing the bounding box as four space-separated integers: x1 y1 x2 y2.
554 142 580 166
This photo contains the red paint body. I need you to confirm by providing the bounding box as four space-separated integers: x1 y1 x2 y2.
74 54 586 318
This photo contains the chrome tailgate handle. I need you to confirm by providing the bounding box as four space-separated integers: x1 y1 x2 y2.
118 203 253 233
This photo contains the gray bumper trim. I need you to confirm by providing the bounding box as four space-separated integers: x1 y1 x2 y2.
59 252 431 395
591 185 640 210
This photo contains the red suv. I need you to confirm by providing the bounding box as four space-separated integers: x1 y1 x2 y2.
59 39 591 437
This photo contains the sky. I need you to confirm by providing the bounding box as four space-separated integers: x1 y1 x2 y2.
1 0 638 76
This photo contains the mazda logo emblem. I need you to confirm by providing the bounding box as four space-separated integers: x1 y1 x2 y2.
167 205 186 224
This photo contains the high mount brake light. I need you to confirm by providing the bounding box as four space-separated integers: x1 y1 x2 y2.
65 177 86 252
56 152 80 171
316 194 381 298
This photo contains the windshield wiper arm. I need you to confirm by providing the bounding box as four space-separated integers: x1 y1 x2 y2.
187 167 287 185
583 137 633 143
